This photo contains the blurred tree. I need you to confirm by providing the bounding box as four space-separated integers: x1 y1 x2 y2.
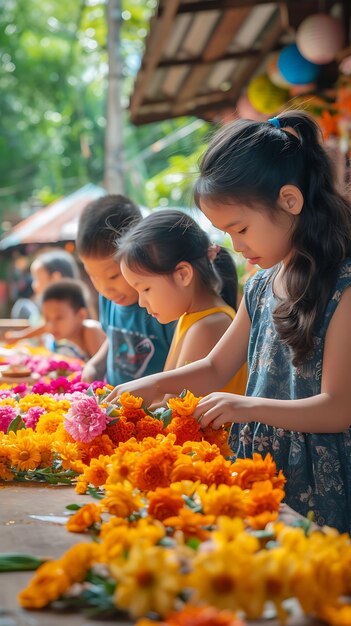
0 0 212 225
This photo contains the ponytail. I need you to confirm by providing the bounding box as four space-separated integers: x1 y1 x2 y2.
213 247 238 309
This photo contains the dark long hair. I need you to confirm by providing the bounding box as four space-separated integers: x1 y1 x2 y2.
117 209 238 309
194 110 351 365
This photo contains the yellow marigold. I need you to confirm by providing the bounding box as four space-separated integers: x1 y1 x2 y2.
182 440 221 462
119 391 144 409
201 426 232 458
318 603 351 626
170 455 205 484
37 434 54 468
232 453 286 490
0 397 17 407
18 561 71 609
60 542 101 583
163 508 215 541
162 605 245 626
101 481 142 517
75 477 89 494
66 503 102 533
167 390 200 418
52 440 80 470
106 449 138 484
83 455 110 487
112 544 182 618
36 412 64 434
147 487 184 521
0 461 13 481
18 394 61 413
199 484 248 519
9 437 41 471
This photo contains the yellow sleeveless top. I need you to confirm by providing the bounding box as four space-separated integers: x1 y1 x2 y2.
164 306 247 395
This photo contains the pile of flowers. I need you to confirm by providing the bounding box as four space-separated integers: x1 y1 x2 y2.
1 345 83 379
18 445 351 625
0 388 231 483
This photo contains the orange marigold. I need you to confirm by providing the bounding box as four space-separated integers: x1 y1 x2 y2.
182 440 221 462
66 503 102 533
167 390 200 418
133 447 177 491
200 484 248 518
232 453 286 490
106 418 135 445
245 480 284 529
78 434 115 465
147 487 184 521
164 605 245 626
83 455 110 487
119 391 147 422
201 426 231 458
170 455 205 484
201 456 235 487
166 416 202 446
136 416 164 440
163 508 215 541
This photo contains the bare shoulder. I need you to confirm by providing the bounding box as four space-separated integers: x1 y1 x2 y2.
186 312 233 339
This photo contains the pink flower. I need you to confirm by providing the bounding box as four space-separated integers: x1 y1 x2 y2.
0 405 17 433
23 407 46 430
64 396 108 443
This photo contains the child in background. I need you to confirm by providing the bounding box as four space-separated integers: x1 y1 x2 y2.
107 111 351 533
118 209 247 395
41 279 105 361
6 249 80 343
75 195 175 385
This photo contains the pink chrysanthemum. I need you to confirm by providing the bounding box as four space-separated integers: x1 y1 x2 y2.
64 396 108 443
23 406 46 429
0 405 17 433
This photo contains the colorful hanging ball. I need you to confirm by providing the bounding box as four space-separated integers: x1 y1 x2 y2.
236 93 269 121
278 44 321 85
247 75 288 115
267 51 291 89
296 14 345 65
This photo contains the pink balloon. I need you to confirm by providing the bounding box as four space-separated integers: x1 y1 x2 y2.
297 14 345 65
236 94 268 121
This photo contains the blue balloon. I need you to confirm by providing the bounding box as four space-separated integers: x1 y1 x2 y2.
278 44 320 85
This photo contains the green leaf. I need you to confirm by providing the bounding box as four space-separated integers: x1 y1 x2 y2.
6 415 26 434
179 389 188 398
86 385 96 397
160 408 172 428
87 486 104 500
66 503 82 511
0 553 45 572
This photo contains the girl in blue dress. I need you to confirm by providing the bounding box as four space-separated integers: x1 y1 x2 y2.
107 111 351 533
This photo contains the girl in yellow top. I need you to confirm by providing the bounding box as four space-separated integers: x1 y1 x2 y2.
117 209 247 395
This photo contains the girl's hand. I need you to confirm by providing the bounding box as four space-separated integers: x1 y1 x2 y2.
193 393 252 429
105 378 159 407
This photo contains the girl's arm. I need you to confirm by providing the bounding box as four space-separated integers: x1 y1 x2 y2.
82 320 106 358
195 287 351 433
106 298 251 406
81 337 108 383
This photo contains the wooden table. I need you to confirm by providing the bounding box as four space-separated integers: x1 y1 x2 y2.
0 484 323 626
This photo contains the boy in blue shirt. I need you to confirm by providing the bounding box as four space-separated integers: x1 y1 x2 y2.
76 195 174 385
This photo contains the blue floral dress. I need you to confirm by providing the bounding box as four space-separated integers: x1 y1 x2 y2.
229 259 351 533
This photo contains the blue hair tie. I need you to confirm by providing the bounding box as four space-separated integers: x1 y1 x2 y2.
268 117 281 129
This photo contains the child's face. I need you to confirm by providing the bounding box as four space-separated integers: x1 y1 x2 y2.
80 255 138 306
42 300 85 341
31 262 52 295
200 198 295 269
121 261 189 324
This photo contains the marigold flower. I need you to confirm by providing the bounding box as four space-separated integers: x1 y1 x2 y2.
106 417 135 445
147 487 184 521
18 561 71 609
245 480 284 529
163 508 215 541
77 433 115 464
166 416 202 446
60 542 101 583
66 503 102 533
199 484 248 519
170 454 205 484
112 544 182 618
10 437 41 471
36 412 64 435
64 396 108 443
133 447 176 491
201 455 235 487
232 453 286 490
167 390 200 417
101 481 142 517
83 455 110 487
162 605 245 626
136 416 164 440
182 440 221 462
